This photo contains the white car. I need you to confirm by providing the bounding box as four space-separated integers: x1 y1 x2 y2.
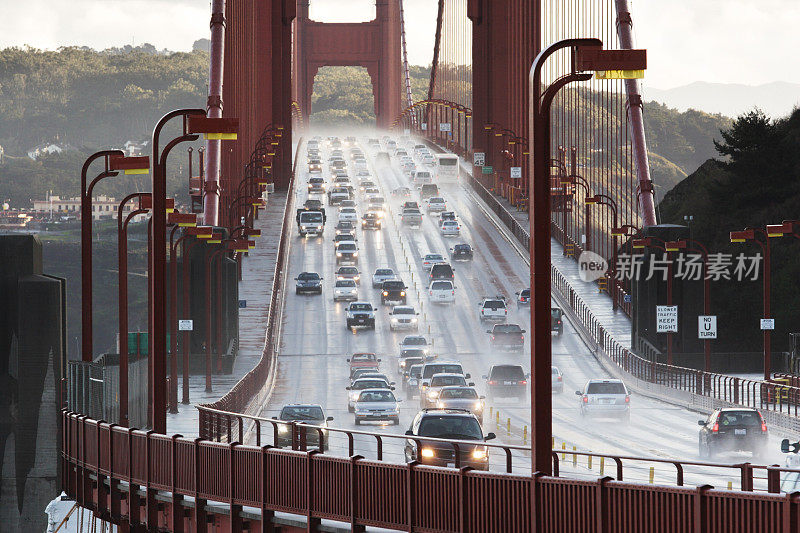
333 279 359 301
372 268 397 288
429 279 456 303
389 305 420 331
364 187 380 197
353 389 400 425
478 297 508 321
440 220 461 236
338 207 358 223
422 253 445 271
422 154 436 166
427 197 447 212
399 335 430 354
412 170 433 185
347 377 394 412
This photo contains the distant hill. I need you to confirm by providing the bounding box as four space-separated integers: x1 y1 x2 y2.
643 81 800 119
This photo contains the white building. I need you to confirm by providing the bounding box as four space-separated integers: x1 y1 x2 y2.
31 194 147 221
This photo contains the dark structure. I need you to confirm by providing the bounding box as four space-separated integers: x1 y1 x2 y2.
0 235 65 530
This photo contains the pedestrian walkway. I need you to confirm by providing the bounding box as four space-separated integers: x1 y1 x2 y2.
167 192 287 437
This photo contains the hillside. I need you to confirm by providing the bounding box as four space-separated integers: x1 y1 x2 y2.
657 109 800 354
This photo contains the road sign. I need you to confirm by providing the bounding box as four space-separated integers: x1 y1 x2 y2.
510 166 522 179
623 294 632 304
761 318 775 330
473 152 485 166
178 320 194 331
439 123 452 132
421 123 428 131
656 305 678 333
482 166 493 175
239 299 247 309
698 316 717 339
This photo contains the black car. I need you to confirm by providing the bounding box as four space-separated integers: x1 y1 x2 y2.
429 263 455 282
404 409 495 470
450 243 473 260
362 212 382 230
304 198 324 211
276 404 334 450
335 220 356 235
551 307 564 335
486 323 526 352
381 280 407 305
295 272 323 295
483 364 529 401
698 408 768 460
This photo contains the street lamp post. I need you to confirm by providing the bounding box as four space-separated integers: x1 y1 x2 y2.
588 194 620 310
562 174 592 253
731 228 772 381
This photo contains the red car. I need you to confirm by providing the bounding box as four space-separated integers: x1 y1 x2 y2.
347 353 380 378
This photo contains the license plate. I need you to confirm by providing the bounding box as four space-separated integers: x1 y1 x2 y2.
438 295 446 299
503 381 514 385
446 462 455 468
357 319 365 324
735 429 746 436
599 399 614 405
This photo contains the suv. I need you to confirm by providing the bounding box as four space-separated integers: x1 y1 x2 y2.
419 360 469 390
420 373 473 409
435 387 485 424
336 266 360 284
336 242 359 264
515 288 530 306
698 408 768 459
276 404 334 450
347 377 394 412
483 364 529 401
450 243 473 261
575 379 630 421
372 268 397 288
361 212 382 230
381 280 407 305
420 183 439 200
295 272 323 295
478 297 508 322
404 409 495 470
345 302 376 329
551 307 564 335
486 323 526 352
389 305 419 331
429 263 455 281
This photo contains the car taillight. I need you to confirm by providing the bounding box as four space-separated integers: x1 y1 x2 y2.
519 380 527 385
429 291 433 295
761 421 768 432
711 423 719 433
488 380 497 385
624 395 630 403
504 310 508 315
557 376 562 381
491 335 495 340
582 395 588 403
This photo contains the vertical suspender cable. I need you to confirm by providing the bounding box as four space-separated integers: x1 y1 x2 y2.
398 0 415 113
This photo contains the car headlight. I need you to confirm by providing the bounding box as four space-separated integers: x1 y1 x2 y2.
400 291 406 296
427 390 439 400
436 401 446 408
350 288 357 293
278 425 290 434
474 401 483 411
399 360 407 367
383 291 389 296
337 252 342 257
353 252 358 257
411 317 418 323
471 449 488 460
420 447 435 458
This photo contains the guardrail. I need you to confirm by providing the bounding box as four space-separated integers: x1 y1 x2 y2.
62 411 800 531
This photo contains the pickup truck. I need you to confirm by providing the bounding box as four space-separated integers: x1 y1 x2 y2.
296 208 326 237
400 207 423 227
346 302 376 329
486 323 526 353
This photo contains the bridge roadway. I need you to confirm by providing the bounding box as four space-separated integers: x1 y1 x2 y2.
259 134 791 487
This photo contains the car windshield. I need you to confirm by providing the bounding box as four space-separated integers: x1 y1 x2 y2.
493 324 522 333
403 357 424 368
394 307 414 315
369 197 385 204
439 158 458 166
431 281 453 290
417 172 431 178
423 364 463 379
280 406 324 421
403 337 427 346
431 265 453 275
430 197 445 203
350 304 372 311
401 350 426 359
520 289 530 297
301 213 323 222
425 254 443 261
384 281 405 290
375 269 394 276
352 380 387 390
352 354 376 362
455 245 470 251
431 375 467 387
298 272 320 281
358 390 396 402
440 388 479 400
718 411 762 427
408 365 423 378
341 208 356 214
339 244 357 252
490 366 525 380
335 280 356 288
483 300 505 309
551 308 563 318
310 178 324 183
586 382 626 395
418 416 482 440
338 267 358 275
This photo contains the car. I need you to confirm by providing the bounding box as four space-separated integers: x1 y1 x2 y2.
438 211 457 226
360 180 377 191
427 197 447 213
486 323 525 352
515 288 530 306
397 353 425 376
304 198 324 211
336 241 359 264
364 187 381 197
420 184 440 200
346 302 375 329
275 404 334 450
419 360 469 390
422 154 436 166
339 199 357 209
336 266 360 284
698 408 768 460
576 379 631 421
335 221 356 235
420 373 474 409
392 186 412 197
552 366 564 394
295 272 323 295
429 263 455 281
412 170 433 185
484 364 529 401
307 176 326 191
399 335 430 353
333 233 357 248
347 377 395 412
389 305 419 331
381 280 407 305
361 212 382 230
400 208 423 226
328 186 350 205
450 243 473 261
367 197 386 217
307 161 323 173
404 364 424 399
338 207 358 223
333 279 359 301
552 307 564 335
435 387 485 424
478 297 508 322
403 409 495 470
440 220 461 236
347 352 380 378
429 279 456 303
353 389 400 425
401 201 420 210
422 253 445 271
372 268 397 288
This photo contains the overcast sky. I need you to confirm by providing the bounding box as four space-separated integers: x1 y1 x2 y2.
1 0 797 90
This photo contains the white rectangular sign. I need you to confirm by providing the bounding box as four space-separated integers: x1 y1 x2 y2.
656 305 678 333
761 318 775 330
178 319 194 331
421 123 428 131
439 123 452 132
698 315 717 339
473 152 485 166
510 166 522 179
